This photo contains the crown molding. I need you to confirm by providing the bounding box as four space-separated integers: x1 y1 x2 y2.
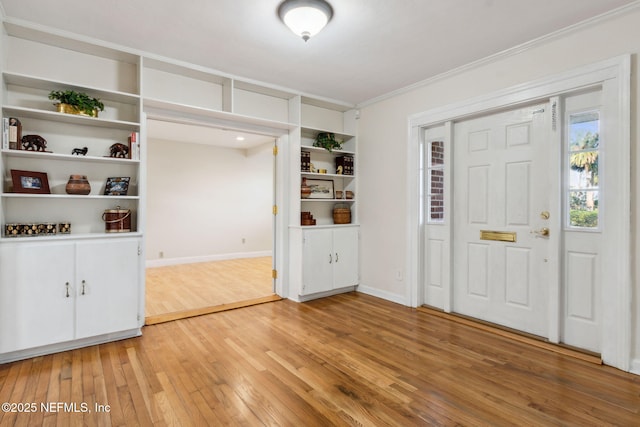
358 0 640 108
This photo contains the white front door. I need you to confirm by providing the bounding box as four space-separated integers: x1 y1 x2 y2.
414 57 630 369
452 103 553 337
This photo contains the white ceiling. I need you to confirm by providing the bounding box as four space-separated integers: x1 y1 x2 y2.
1 0 636 148
0 0 636 106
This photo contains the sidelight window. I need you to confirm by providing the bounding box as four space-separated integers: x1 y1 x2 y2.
427 140 445 223
566 110 600 229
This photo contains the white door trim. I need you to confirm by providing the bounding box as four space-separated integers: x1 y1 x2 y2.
407 55 631 372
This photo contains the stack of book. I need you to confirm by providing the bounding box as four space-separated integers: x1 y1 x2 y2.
335 155 354 175
301 150 311 172
2 117 22 150
128 131 140 160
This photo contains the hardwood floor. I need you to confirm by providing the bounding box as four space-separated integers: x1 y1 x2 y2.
1 292 639 426
145 257 278 324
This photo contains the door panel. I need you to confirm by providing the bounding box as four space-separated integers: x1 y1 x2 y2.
468 166 489 224
566 251 596 319
453 103 551 337
333 227 358 289
76 239 139 339
302 229 333 295
467 243 489 297
0 242 75 353
506 162 530 225
505 247 530 306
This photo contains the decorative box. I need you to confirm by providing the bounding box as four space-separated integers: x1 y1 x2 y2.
4 223 21 237
38 223 57 235
23 224 39 236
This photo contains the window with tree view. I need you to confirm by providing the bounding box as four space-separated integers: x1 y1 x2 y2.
567 111 599 228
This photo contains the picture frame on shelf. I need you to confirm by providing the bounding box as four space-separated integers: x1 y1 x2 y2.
306 178 334 199
104 177 130 196
10 169 50 194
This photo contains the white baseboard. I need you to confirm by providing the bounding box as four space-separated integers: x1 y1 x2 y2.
0 328 141 364
146 250 272 268
356 285 408 306
296 286 357 302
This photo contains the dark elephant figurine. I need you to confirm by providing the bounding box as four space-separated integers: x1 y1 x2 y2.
72 147 88 156
21 134 48 152
109 143 129 158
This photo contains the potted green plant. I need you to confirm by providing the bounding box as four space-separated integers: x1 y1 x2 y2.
48 90 105 117
313 132 342 152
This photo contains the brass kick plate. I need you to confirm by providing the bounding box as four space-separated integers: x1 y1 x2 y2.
480 230 517 242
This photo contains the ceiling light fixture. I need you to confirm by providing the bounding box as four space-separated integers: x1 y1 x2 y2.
278 0 333 42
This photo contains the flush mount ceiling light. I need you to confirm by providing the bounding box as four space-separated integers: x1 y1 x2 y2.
278 0 333 42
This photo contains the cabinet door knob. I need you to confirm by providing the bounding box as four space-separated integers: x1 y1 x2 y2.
65 282 70 298
335 252 339 263
81 280 86 295
329 254 333 264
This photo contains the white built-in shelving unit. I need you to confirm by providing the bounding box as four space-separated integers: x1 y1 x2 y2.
0 17 359 362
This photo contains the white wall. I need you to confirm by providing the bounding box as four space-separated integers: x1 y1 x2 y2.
146 138 273 265
357 8 640 364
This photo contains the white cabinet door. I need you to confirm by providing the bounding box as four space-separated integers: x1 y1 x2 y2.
75 239 140 339
302 229 334 294
302 227 359 295
332 227 359 289
0 242 75 353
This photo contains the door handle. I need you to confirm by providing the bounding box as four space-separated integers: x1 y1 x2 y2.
531 227 550 237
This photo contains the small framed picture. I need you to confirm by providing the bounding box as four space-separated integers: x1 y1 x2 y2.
11 169 50 194
104 177 130 196
307 178 334 199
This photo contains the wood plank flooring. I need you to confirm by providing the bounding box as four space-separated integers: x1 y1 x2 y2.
145 257 277 324
1 292 639 426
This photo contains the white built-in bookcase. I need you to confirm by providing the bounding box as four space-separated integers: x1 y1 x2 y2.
0 17 358 361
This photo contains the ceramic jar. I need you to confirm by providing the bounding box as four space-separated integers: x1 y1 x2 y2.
301 177 311 199
66 175 91 195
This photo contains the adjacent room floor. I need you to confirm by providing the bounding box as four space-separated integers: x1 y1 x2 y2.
144 256 279 324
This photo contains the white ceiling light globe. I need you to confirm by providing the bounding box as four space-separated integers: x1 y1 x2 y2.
278 0 333 42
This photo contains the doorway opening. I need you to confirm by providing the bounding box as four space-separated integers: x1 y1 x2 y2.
144 119 281 324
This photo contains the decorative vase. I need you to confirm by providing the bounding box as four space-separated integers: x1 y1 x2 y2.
56 103 99 118
301 177 311 199
66 175 91 195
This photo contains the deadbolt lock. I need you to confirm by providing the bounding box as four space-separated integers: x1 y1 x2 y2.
540 211 550 220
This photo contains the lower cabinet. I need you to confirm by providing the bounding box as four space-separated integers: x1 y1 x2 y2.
301 226 359 295
75 239 140 339
0 238 141 356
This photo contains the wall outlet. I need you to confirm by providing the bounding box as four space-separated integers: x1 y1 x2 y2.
242 238 246 244
159 251 164 258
